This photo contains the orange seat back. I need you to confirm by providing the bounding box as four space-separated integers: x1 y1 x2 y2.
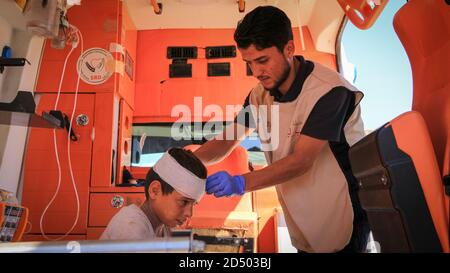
390 112 449 252
349 111 449 252
394 0 450 215
393 0 450 140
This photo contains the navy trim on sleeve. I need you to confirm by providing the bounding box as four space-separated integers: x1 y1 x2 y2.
301 87 355 142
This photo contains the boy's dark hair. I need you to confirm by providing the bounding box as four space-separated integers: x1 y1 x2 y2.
145 148 207 200
234 6 293 52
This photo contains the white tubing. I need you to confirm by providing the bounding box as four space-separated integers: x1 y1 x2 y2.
39 25 83 241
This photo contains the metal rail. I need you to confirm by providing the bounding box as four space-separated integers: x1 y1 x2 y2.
0 237 205 253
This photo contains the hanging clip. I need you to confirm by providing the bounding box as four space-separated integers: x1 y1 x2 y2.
150 0 162 15
49 110 79 142
238 0 245 13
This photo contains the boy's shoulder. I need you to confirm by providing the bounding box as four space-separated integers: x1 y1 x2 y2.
100 204 155 240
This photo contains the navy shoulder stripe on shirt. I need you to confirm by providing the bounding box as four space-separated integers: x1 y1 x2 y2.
301 87 355 142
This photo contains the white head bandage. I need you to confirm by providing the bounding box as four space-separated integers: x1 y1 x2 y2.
152 152 206 202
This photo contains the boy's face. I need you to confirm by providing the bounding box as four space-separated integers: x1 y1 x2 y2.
149 181 196 228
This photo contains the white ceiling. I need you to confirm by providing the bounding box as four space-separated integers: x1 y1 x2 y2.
123 0 344 53
124 0 317 30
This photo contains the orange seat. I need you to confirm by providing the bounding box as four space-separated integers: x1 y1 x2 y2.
394 0 450 222
348 0 450 253
349 111 449 252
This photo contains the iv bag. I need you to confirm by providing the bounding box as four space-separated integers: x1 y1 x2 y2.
24 0 61 38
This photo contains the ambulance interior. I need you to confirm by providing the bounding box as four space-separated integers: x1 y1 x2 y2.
0 0 449 253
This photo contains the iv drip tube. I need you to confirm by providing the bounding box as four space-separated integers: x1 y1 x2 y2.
39 25 84 241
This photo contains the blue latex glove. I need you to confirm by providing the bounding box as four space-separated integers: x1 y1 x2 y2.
206 171 245 197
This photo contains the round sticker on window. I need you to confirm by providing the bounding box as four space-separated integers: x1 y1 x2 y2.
77 48 114 85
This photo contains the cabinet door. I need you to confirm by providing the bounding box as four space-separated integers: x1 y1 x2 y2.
87 228 105 240
89 193 145 227
22 93 94 235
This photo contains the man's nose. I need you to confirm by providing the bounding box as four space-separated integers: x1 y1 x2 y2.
184 204 193 218
250 64 264 78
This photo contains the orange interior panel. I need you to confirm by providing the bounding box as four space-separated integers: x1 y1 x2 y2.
116 99 134 184
87 228 106 240
34 0 136 107
129 166 149 180
90 92 115 188
252 187 281 253
133 28 257 122
389 111 449 252
35 0 121 94
133 27 336 123
22 234 86 242
117 1 138 108
22 94 94 235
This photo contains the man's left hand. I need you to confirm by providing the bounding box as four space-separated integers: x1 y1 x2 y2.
206 171 245 197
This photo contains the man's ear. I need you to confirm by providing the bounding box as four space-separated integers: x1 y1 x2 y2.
284 40 295 58
148 180 162 200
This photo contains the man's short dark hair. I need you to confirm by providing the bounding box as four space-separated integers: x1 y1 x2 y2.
145 148 207 200
234 6 293 52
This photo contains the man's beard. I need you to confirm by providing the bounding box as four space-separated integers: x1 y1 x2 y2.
269 59 291 91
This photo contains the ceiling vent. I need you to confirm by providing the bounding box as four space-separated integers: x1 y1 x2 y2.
167 47 197 59
205 46 236 59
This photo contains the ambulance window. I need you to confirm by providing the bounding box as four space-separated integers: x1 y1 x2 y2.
338 0 412 132
131 123 267 167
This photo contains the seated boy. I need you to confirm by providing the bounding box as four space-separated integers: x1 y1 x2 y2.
100 147 207 240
